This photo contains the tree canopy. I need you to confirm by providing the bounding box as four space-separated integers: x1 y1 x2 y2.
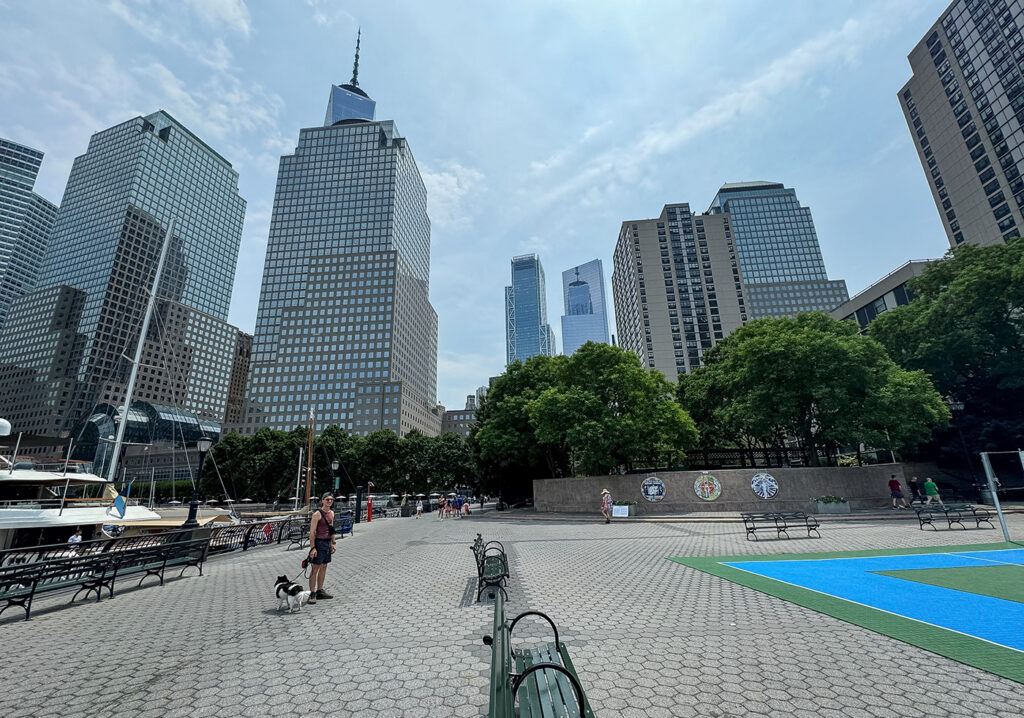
473 342 698 496
869 239 1024 451
678 312 948 464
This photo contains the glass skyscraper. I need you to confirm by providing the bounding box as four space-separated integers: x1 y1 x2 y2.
0 138 58 334
243 60 440 437
560 259 609 355
706 181 848 318
0 111 247 438
505 253 555 364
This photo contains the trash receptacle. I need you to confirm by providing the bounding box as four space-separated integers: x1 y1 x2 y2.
980 486 995 505
400 505 412 517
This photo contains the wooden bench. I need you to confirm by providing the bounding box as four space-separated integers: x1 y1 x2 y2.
483 590 596 717
472 534 510 601
915 503 994 530
741 511 820 541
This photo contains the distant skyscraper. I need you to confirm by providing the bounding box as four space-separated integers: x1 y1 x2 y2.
900 1 1024 247
0 138 58 334
244 41 440 437
0 111 246 437
505 253 555 364
706 182 848 318
612 203 748 377
560 259 609 355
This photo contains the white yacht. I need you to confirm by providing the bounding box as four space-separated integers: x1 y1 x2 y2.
0 459 161 550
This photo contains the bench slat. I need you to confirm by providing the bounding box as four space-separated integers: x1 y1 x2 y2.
539 643 579 718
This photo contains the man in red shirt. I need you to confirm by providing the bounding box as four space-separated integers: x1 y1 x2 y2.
888 475 910 510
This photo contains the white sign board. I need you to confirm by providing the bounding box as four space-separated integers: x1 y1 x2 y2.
611 505 629 518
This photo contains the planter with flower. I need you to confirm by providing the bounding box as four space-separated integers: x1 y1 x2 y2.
812 495 850 514
612 501 636 517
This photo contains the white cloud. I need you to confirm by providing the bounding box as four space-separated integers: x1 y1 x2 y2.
107 0 238 71
420 162 484 231
436 349 502 408
305 0 356 29
184 0 251 36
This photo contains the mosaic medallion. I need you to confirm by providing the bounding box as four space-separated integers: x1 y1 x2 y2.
694 473 722 501
641 476 665 502
750 472 779 499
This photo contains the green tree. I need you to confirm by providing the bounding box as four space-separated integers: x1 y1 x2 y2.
679 312 948 464
358 430 402 492
870 239 1024 451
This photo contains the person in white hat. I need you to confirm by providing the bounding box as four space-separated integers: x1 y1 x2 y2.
600 489 612 524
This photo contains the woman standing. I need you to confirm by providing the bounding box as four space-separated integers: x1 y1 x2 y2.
601 489 612 524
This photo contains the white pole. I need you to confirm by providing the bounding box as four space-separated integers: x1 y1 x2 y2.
58 439 75 516
106 217 175 483
979 452 1011 542
8 432 22 475
149 466 155 508
294 447 304 511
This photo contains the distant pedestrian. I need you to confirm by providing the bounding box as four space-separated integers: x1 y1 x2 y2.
67 528 83 553
923 477 944 506
415 499 423 518
908 476 925 505
888 475 909 510
600 489 612 524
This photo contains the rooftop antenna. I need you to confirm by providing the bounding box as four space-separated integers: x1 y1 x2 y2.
350 28 361 87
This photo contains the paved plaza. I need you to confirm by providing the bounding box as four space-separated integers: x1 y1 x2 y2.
2 511 1023 718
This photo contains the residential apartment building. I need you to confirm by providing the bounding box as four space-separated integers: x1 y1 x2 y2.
0 138 58 334
560 259 610 355
611 203 748 377
900 0 1024 247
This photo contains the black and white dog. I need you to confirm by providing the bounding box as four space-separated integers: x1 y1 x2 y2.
275 574 312 613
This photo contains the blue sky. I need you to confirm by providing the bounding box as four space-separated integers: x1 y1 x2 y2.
0 0 951 411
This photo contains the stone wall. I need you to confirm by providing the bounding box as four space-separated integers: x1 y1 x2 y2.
533 465 907 514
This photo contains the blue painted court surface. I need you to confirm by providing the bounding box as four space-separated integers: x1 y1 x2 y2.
723 549 1024 653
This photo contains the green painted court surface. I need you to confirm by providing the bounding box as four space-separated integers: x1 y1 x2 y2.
875 564 1024 605
670 542 1024 684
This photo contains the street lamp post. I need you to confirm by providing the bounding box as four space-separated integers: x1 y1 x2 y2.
182 436 213 529
331 459 340 492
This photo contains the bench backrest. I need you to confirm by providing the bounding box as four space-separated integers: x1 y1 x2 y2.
488 591 515 718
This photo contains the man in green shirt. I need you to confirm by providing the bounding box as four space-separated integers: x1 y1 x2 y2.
923 477 944 506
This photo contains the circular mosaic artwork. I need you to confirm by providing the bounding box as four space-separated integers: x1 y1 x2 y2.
751 472 779 500
641 476 665 502
694 473 722 501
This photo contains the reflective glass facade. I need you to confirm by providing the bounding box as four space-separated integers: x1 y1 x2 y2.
0 112 246 438
560 259 610 355
706 182 848 318
244 89 439 437
0 138 57 334
505 254 555 364
901 0 1024 247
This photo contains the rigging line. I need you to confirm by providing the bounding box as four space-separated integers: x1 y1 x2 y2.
208 449 231 501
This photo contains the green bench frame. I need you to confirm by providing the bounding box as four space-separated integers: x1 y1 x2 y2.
741 511 821 541
483 590 596 717
472 534 510 601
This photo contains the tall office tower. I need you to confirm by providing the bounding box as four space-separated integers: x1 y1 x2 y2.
612 203 748 377
901 1 1024 247
505 253 556 364
560 259 610 356
706 182 848 318
0 111 246 437
244 42 440 437
0 138 58 334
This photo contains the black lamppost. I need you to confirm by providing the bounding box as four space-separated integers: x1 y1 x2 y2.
331 459 340 492
182 436 213 529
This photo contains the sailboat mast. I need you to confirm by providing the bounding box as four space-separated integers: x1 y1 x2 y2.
304 407 314 508
106 217 176 483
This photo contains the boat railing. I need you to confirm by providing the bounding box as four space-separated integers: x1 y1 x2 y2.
0 498 146 510
0 517 306 567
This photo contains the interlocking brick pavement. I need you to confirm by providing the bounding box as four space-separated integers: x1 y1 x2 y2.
1 511 1022 717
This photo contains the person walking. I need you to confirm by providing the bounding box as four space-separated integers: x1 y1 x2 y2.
908 476 926 505
888 475 909 510
415 499 423 518
307 492 337 604
600 489 612 524
923 477 944 506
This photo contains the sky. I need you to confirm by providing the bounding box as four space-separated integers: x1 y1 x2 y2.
0 0 952 411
